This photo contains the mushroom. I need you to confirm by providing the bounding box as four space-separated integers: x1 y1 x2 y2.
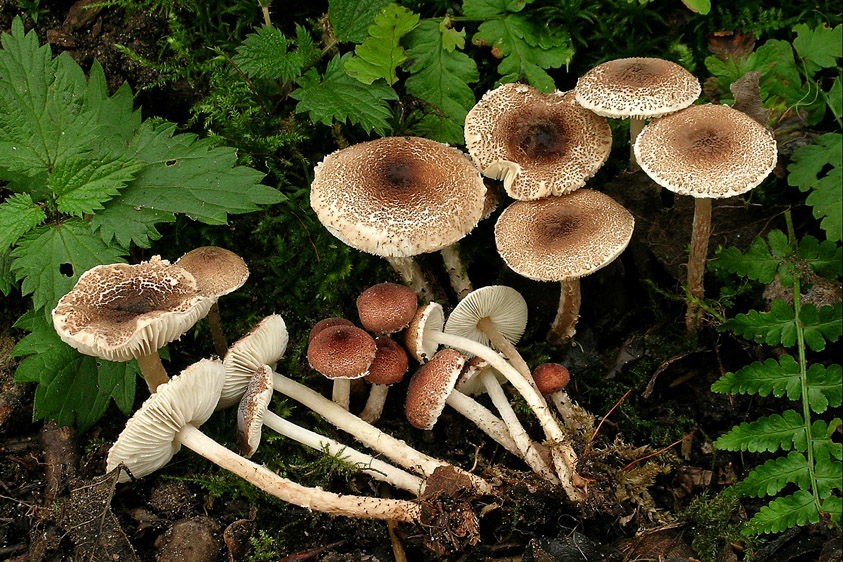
532 363 582 432
107 359 422 522
356 282 418 335
633 103 777 331
308 317 355 343
310 136 487 300
176 246 249 356
51 256 214 393
404 302 584 501
238 365 424 494
465 83 612 201
307 323 377 410
358 337 409 424
574 57 701 170
494 190 635 346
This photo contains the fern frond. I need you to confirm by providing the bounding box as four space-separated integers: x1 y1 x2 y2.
797 235 843 279
742 491 819 535
799 302 843 352
811 418 843 461
806 363 843 414
710 356 800 400
721 300 796 347
821 497 842 524
714 410 805 453
712 235 785 284
815 456 843 497
737 451 809 498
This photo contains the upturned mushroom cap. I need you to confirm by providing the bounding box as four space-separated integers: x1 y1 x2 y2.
219 315 288 409
455 356 505 396
310 136 487 257
237 365 274 458
444 285 528 349
365 337 409 386
533 363 570 395
308 317 355 344
575 57 701 119
465 84 612 201
176 246 249 298
633 103 778 198
356 283 418 334
495 189 635 281
404 302 445 363
52 256 214 362
106 358 225 482
405 349 466 430
307 325 377 380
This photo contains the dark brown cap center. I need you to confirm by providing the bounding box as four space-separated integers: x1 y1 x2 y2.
512 118 569 163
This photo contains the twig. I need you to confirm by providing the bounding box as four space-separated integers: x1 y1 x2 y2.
641 347 705 399
622 428 698 471
584 389 632 457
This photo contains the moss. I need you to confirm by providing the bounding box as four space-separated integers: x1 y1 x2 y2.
682 487 760 562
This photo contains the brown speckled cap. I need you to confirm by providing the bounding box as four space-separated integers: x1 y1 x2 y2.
365 337 409 386
405 348 466 430
307 324 377 380
310 136 486 257
533 363 570 396
495 189 634 281
357 283 418 335
52 256 214 362
403 302 445 363
465 84 612 201
308 317 354 344
219 315 288 409
176 246 249 298
237 365 274 458
575 57 700 119
634 103 777 198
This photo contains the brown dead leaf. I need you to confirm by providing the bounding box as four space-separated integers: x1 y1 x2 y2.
707 30 756 61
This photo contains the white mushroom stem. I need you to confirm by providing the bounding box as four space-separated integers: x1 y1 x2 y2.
424 331 584 501
629 117 646 171
175 424 421 522
440 244 473 300
262 409 424 495
548 391 583 432
136 353 170 393
685 197 712 333
476 316 537 392
359 384 390 424
271 371 493 494
385 257 434 302
332 379 351 410
547 279 582 347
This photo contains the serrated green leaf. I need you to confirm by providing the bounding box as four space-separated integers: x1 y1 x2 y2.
742 490 818 535
233 25 310 83
721 299 797 347
797 235 843 279
792 24 842 75
822 496 842 523
328 0 393 43
91 204 173 249
9 219 127 313
50 156 143 217
815 456 843 498
0 193 46 251
344 4 419 85
0 247 13 296
788 133 842 242
825 76 842 122
711 355 802 400
404 20 478 144
714 410 805 453
800 302 842 352
291 53 398 135
711 236 782 283
737 451 809 498
811 419 843 461
807 364 843 414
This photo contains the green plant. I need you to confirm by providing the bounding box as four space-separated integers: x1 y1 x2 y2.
0 17 281 431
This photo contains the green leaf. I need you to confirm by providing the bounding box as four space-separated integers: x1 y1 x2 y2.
343 4 419 86
797 235 843 279
721 300 797 348
404 20 479 144
800 302 843 352
712 236 783 283
9 219 127 313
825 76 842 122
464 0 572 92
811 419 843 461
681 0 711 14
0 193 46 251
737 451 809 498
742 490 818 535
291 53 398 135
329 0 393 43
815 456 843 498
806 364 843 414
233 25 313 83
714 410 805 453
822 497 842 524
91 204 174 249
711 356 801 401
792 24 842 75
787 133 842 242
50 155 143 217
0 247 13 296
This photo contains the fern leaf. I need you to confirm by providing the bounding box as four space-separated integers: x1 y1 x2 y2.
800 302 843 352
711 235 783 284
714 410 804 453
721 300 796 347
806 363 842 414
797 235 843 279
710 355 801 400
822 497 842 524
811 419 843 461
737 451 809 498
787 132 842 242
343 3 419 85
815 456 843 498
742 491 819 535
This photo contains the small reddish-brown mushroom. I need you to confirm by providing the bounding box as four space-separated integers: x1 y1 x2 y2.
359 337 409 424
533 363 583 432
307 324 377 410
357 282 419 335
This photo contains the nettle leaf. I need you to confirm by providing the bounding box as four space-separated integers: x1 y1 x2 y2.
787 133 842 242
49 155 143 217
792 24 842 75
464 0 572 92
815 456 843 498
9 219 127 313
737 451 809 498
722 299 796 348
800 302 842 352
405 19 479 144
0 248 13 296
328 0 393 44
344 3 419 85
91 205 174 249
826 76 842 122
712 235 784 284
233 25 314 83
743 490 819 535
797 235 842 279
711 356 801 400
807 364 842 414
715 410 805 453
291 53 398 135
0 193 46 251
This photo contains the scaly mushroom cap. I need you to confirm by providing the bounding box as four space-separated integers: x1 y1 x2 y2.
465 84 612 201
533 363 570 396
219 315 288 409
307 325 377 380
365 337 409 386
356 283 419 335
634 103 778 198
444 285 528 350
495 189 635 281
575 57 701 119
405 349 466 430
52 256 214 362
308 317 355 344
176 246 249 298
106 358 225 482
310 136 487 257
455 356 505 396
404 302 445 363
237 365 274 458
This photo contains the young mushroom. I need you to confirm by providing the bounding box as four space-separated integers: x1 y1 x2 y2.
107 359 421 522
356 282 418 335
533 363 584 432
358 337 409 424
307 323 377 410
51 256 214 393
633 103 777 331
